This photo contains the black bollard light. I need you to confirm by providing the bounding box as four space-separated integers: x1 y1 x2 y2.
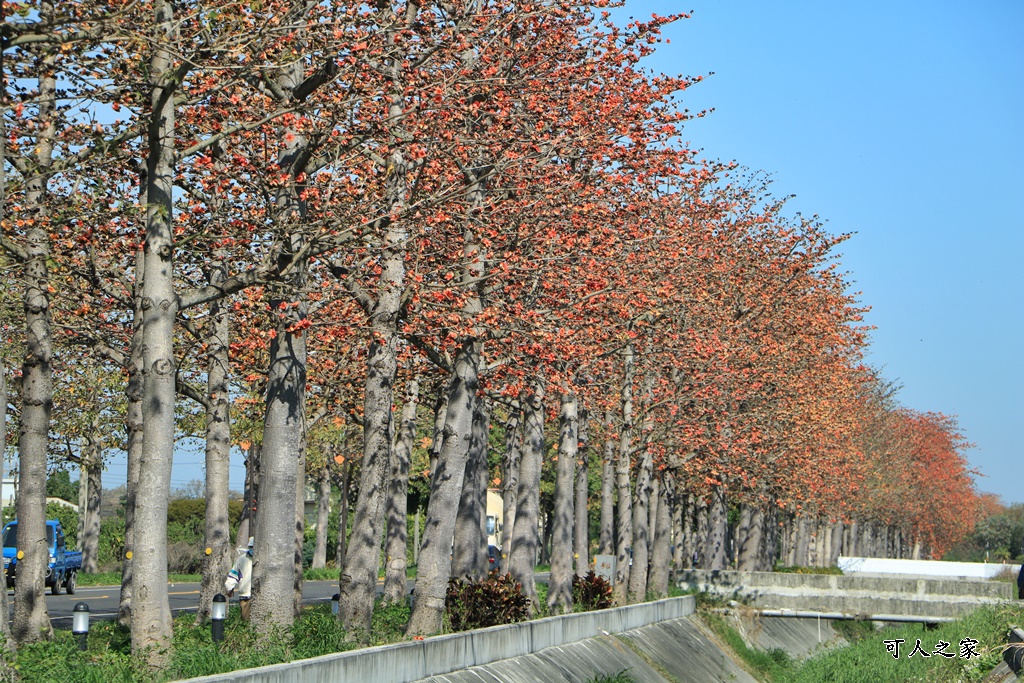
331 593 340 616
211 593 227 643
72 602 90 651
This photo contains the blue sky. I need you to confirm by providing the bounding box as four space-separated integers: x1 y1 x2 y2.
57 1 1023 506
625 0 1023 503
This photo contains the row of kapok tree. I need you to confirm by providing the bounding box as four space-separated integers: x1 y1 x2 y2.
0 0 980 671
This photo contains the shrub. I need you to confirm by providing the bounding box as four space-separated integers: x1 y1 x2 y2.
98 517 125 570
572 571 613 612
445 571 530 632
46 501 79 548
167 542 203 574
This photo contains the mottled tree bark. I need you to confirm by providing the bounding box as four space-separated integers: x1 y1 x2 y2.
11 15 57 644
80 446 103 575
829 521 843 566
736 504 763 571
847 519 859 557
251 59 311 632
251 276 307 634
613 345 634 605
670 482 684 575
500 399 522 573
506 380 544 611
598 409 615 556
573 409 590 578
452 399 490 580
704 486 728 571
429 389 449 479
627 444 652 601
335 458 351 569
338 0 433 628
683 494 696 569
382 377 418 602
292 435 308 619
311 464 332 570
794 516 810 567
407 339 481 635
118 250 144 626
547 391 577 614
0 367 12 649
196 254 233 623
132 1 179 661
647 476 671 598
695 497 709 568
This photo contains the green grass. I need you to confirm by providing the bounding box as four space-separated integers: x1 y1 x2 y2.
700 602 1024 683
785 604 1024 683
14 600 408 683
586 671 635 683
700 610 794 681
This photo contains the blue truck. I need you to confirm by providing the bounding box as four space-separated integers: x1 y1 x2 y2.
2 519 82 595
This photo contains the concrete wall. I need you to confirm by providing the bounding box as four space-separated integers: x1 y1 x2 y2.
838 556 1018 579
676 569 1013 620
417 618 758 683
173 596 696 683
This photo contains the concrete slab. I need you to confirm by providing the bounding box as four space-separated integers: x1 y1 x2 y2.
619 617 759 683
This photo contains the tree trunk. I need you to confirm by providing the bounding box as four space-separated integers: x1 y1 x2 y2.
598 409 615 556
671 482 684 575
293 435 308 619
382 376 418 603
429 388 449 480
573 409 589 578
547 391 577 614
736 503 761 571
683 494 696 569
338 196 407 637
0 367 12 649
506 381 544 612
627 443 652 601
251 222 308 636
829 521 843 566
118 250 144 627
647 476 671 598
132 1 179 661
335 458 351 569
847 519 859 556
695 497 709 568
500 399 522 572
613 345 634 605
11 15 58 645
311 464 331 570
452 399 490 580
196 255 233 623
794 516 810 567
406 339 481 635
236 442 260 550
704 485 728 570
82 457 102 574
759 508 778 571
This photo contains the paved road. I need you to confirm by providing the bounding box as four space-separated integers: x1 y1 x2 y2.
13 571 550 630
11 580 343 629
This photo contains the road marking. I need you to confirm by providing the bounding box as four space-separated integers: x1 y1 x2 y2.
169 590 199 596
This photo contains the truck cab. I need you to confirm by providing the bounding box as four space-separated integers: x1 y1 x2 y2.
2 519 81 595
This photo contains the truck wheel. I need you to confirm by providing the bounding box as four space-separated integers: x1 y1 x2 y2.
50 576 63 595
65 571 76 595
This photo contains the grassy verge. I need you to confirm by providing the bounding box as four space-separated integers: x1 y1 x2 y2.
16 599 415 683
701 602 1024 683
786 604 1024 683
700 610 795 681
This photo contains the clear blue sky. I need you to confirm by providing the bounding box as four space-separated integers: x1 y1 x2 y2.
624 0 1023 503
74 1 1024 506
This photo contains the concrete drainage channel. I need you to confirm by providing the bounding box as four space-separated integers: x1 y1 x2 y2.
172 595 762 683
